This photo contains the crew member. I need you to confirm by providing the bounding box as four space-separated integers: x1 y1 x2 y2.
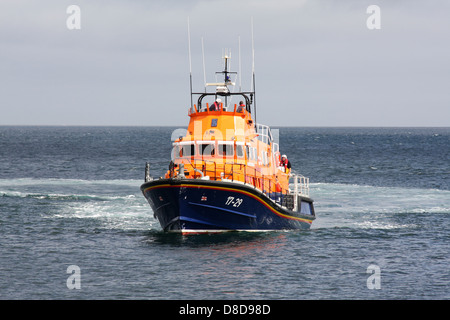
237 101 245 113
210 98 221 111
280 154 291 174
275 176 282 193
275 176 282 203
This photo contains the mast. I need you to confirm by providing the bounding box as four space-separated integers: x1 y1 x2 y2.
238 36 242 92
251 17 257 129
215 50 235 84
189 25 257 117
202 37 207 93
187 17 193 110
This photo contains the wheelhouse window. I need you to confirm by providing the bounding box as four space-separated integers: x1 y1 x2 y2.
236 144 244 158
246 144 257 161
251 147 257 161
261 151 269 165
199 143 215 157
174 143 196 158
218 142 234 157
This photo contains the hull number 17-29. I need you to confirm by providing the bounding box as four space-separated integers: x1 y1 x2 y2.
225 196 243 207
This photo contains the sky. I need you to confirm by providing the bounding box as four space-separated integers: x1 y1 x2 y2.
0 0 449 127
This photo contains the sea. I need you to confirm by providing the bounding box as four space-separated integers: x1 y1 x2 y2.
0 126 448 300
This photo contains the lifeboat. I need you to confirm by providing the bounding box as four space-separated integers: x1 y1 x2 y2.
141 53 315 234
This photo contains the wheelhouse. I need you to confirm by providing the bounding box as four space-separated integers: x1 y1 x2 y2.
172 140 246 161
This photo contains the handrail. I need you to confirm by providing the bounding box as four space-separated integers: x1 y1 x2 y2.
255 123 273 144
291 174 310 197
172 158 308 197
189 103 248 116
169 158 312 211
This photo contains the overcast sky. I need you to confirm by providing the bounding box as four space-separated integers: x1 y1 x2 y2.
1 0 449 127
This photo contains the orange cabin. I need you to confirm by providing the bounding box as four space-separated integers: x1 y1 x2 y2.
166 99 291 196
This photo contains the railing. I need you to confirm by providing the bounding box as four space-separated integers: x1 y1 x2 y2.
170 159 310 210
188 103 248 115
291 174 310 197
255 123 273 144
291 174 310 212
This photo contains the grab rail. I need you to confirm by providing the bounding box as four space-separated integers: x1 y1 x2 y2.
171 159 310 204
292 174 310 197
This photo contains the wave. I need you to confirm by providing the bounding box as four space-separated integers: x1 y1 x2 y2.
310 182 450 193
0 177 153 230
310 182 450 230
0 178 143 199
2 179 448 213
0 190 137 201
2 178 448 232
0 177 142 187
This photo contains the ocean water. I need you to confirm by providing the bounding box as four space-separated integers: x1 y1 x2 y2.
0 126 448 300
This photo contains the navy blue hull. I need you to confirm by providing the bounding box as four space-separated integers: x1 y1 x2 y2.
141 179 315 233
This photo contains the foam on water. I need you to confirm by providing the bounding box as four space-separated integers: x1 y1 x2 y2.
0 178 156 231
310 183 450 230
2 178 448 233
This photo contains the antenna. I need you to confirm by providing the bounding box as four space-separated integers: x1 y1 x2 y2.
201 37 206 92
238 36 242 92
251 17 255 91
251 17 257 129
187 17 193 109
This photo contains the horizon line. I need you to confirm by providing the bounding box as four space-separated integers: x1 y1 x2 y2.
1 124 449 128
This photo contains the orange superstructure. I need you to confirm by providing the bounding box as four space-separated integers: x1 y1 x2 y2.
164 55 300 199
